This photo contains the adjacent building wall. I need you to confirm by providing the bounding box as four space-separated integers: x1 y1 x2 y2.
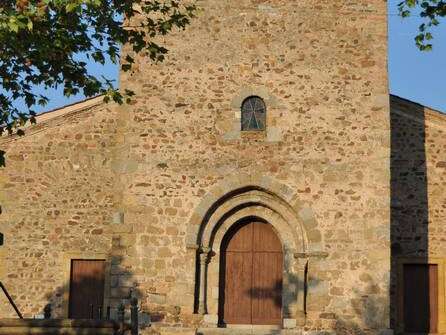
390 95 446 332
0 99 119 318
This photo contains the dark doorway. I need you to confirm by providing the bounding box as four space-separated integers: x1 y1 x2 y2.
219 220 283 326
68 259 106 319
403 264 438 333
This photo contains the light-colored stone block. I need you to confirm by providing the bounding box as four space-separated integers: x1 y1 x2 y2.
203 314 218 326
283 318 297 329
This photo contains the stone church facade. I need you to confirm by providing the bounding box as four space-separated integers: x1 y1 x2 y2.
0 1 445 334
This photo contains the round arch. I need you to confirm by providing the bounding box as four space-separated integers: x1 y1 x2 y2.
186 174 321 252
188 175 321 328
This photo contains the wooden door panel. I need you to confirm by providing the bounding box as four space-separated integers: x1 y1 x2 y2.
253 223 282 252
429 265 438 333
221 221 283 326
69 260 105 319
403 264 438 333
223 251 252 324
403 264 428 332
226 223 253 252
252 252 283 325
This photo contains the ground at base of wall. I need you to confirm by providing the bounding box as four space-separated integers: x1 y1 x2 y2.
147 326 395 335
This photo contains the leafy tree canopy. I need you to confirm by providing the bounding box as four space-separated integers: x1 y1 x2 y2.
0 0 442 141
0 0 196 136
399 0 446 51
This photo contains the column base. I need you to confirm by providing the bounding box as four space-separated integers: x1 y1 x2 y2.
283 318 297 329
203 314 219 326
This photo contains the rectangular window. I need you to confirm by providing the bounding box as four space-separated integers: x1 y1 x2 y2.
403 264 438 333
68 259 106 319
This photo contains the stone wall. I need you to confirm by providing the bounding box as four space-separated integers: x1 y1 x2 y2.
0 0 394 334
390 95 446 257
117 0 391 333
0 318 121 335
0 99 119 318
389 95 446 331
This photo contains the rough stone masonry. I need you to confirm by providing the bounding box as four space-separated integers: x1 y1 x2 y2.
1 1 446 334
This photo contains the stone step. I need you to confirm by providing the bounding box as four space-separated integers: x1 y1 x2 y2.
0 318 120 335
150 325 336 335
196 328 301 335
0 327 116 335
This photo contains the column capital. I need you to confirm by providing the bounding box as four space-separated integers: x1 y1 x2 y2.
200 247 211 265
294 251 328 259
200 246 211 254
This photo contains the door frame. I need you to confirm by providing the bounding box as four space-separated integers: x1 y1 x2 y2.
62 252 110 318
396 257 446 333
199 207 306 329
187 176 325 330
188 182 322 329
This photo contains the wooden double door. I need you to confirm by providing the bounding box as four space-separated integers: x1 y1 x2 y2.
219 221 283 326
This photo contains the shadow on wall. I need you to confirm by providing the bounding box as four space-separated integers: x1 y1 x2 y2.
0 150 5 168
0 249 151 335
333 282 388 335
389 97 430 333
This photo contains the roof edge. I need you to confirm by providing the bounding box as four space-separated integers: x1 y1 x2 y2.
390 94 446 131
390 94 446 117
0 95 106 143
36 95 105 123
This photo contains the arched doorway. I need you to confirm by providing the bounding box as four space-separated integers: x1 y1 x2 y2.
219 219 283 326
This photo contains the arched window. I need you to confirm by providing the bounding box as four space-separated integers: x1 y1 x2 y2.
241 96 266 131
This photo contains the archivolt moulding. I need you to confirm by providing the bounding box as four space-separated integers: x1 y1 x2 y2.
186 174 322 254
187 175 323 323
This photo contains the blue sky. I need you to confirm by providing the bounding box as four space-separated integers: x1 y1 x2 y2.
388 0 446 112
11 1 446 114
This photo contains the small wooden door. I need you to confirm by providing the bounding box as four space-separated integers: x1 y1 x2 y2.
220 221 283 326
403 264 438 333
69 259 106 319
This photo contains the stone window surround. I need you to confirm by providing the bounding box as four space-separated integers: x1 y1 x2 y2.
223 87 283 142
61 252 111 318
396 256 446 334
186 174 326 329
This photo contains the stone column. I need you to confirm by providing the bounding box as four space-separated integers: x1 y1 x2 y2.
282 250 300 329
198 247 211 314
294 253 310 327
294 251 329 326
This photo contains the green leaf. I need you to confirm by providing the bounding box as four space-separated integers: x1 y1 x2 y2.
8 20 19 33
66 3 78 13
0 0 197 138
